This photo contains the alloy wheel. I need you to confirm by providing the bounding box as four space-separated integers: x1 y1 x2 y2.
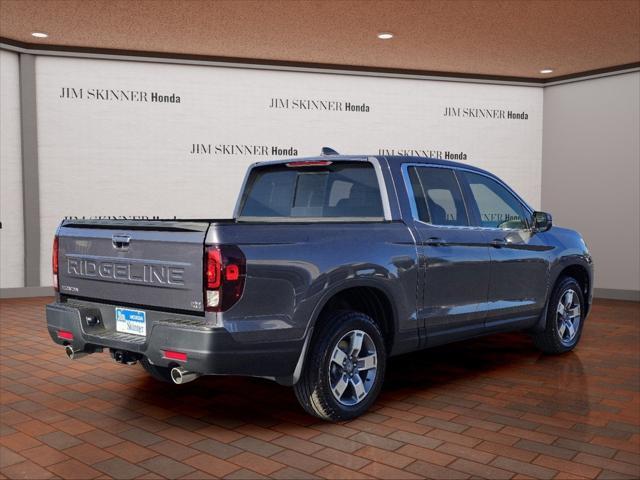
328 330 378 406
556 289 581 346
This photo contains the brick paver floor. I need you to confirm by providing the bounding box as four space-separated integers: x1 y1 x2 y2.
1 297 639 479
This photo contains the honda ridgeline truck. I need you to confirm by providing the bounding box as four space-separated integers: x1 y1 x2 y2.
47 153 593 420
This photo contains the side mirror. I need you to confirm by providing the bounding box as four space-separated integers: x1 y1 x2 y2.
532 211 552 232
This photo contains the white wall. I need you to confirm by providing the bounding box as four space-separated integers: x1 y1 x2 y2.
34 56 543 285
0 50 24 288
542 72 640 295
4 49 638 296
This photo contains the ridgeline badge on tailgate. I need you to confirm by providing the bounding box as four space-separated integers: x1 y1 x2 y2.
67 256 185 286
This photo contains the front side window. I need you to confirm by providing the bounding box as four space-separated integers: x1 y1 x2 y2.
239 162 384 219
462 172 529 229
407 167 469 226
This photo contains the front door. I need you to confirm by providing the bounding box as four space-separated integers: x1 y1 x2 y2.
458 170 551 329
404 165 491 346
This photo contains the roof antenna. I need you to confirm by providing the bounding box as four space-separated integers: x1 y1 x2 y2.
321 147 339 156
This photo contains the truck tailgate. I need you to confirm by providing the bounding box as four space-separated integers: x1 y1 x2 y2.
57 221 209 313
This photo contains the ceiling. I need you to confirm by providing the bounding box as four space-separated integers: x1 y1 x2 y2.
1 0 639 81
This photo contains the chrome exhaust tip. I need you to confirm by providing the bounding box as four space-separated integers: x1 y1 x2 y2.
65 345 88 360
170 367 200 385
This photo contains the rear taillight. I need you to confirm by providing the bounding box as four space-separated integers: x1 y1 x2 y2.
52 235 59 292
206 248 222 289
204 245 246 312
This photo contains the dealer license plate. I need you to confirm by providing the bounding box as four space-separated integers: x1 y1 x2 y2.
115 307 146 336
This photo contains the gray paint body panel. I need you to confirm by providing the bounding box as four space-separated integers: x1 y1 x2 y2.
211 221 420 354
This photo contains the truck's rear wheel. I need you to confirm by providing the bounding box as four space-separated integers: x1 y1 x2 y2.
294 311 386 421
533 276 585 354
140 357 173 383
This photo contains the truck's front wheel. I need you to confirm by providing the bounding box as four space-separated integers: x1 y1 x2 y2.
294 311 386 421
533 276 585 354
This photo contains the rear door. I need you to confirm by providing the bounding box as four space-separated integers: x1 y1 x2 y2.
403 165 491 346
57 220 209 313
458 171 551 327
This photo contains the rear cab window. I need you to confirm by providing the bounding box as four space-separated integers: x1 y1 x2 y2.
238 161 385 221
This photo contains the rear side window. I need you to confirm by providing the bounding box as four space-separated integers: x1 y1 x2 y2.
239 162 384 219
407 167 469 226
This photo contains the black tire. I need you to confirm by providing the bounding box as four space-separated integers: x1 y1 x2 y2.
140 357 173 383
533 276 585 354
294 310 386 421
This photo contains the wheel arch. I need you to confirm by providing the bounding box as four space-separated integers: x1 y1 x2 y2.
531 261 592 333
283 281 397 386
557 264 591 311
311 284 396 353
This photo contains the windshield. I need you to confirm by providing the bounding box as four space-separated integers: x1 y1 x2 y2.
238 162 384 220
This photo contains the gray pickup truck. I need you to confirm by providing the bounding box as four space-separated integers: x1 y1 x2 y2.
47 153 593 420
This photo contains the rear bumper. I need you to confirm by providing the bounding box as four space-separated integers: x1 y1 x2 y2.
46 302 302 379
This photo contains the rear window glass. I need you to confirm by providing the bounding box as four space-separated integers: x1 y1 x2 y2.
239 162 384 219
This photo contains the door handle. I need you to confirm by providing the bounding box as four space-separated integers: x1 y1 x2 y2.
425 237 447 246
491 238 507 248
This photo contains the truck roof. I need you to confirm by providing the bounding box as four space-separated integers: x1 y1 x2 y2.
253 154 493 176
378 155 489 173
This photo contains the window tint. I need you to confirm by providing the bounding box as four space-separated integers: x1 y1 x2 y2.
462 172 529 229
408 167 469 226
240 162 384 219
241 170 296 217
292 173 328 216
328 180 352 206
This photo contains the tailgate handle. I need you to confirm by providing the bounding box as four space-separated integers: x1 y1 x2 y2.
112 234 131 250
